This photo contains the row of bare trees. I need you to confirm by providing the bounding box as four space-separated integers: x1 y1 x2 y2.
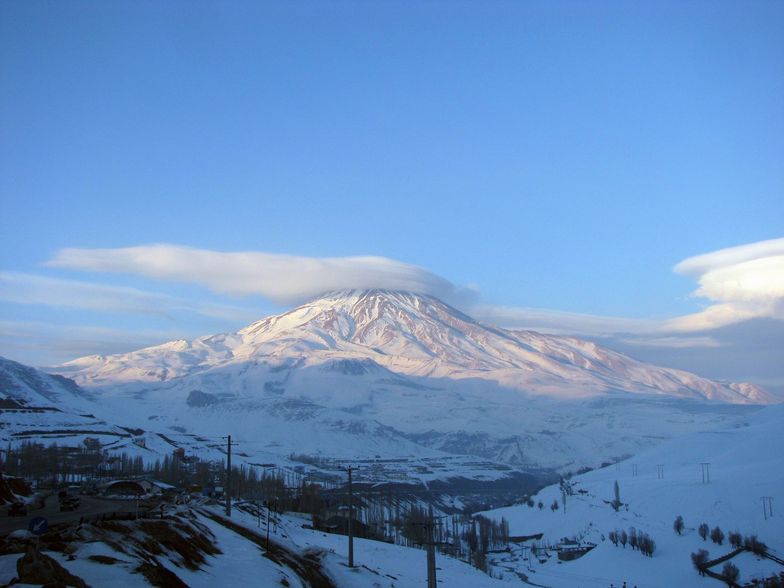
608 526 656 556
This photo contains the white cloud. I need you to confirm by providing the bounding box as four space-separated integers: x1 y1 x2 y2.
668 237 784 331
47 244 458 305
0 272 255 321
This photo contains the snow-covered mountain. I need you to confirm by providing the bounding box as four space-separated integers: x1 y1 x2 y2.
0 356 131 449
0 356 94 408
38 290 774 473
57 289 773 404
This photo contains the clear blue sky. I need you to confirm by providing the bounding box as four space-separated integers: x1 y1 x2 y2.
1 1 782 391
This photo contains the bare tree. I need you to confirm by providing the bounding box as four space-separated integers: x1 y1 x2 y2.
612 480 621 511
721 562 739 586
691 549 709 576
673 515 684 535
698 523 709 541
710 526 725 546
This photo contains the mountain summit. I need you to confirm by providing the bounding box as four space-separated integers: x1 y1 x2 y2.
58 289 774 404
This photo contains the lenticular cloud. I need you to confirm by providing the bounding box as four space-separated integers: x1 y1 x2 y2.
47 244 458 305
668 237 784 331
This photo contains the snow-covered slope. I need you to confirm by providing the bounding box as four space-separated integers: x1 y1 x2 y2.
479 404 784 587
1 356 94 408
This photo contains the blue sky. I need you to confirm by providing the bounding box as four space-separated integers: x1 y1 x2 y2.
1 1 782 392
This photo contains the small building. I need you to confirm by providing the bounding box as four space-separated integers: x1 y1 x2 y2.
102 479 176 497
83 438 101 450
321 515 380 540
556 542 596 561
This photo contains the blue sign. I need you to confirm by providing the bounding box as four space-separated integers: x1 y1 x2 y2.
28 517 48 536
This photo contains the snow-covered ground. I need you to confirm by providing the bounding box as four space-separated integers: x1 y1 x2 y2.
479 403 784 587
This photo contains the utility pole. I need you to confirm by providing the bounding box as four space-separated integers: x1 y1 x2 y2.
427 506 437 588
222 435 237 517
762 496 774 520
264 501 271 549
412 506 443 588
561 487 566 514
345 465 358 567
631 464 638 477
657 464 664 480
700 462 710 484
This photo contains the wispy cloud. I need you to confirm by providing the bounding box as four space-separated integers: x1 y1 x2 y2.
471 305 659 336
617 336 722 349
0 272 256 321
47 244 460 305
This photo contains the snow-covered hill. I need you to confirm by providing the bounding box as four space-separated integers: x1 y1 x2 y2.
479 404 784 587
41 290 776 473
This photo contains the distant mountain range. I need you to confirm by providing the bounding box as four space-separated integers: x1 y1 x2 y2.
2 290 776 474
